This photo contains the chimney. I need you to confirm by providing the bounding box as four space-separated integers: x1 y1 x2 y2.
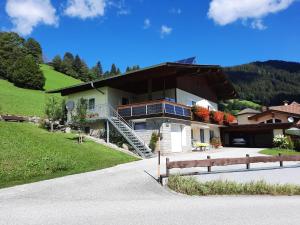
283 100 289 106
261 106 268 112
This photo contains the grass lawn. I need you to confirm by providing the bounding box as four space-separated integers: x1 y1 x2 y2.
259 148 300 156
0 121 138 188
0 64 81 117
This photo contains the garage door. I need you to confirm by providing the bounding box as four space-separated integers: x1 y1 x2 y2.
171 124 182 152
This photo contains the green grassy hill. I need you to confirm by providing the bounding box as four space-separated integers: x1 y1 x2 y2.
0 64 81 116
0 121 137 188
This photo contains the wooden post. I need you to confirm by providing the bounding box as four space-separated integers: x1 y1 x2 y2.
279 153 283 167
166 157 170 177
246 154 250 169
157 151 161 182
207 155 211 172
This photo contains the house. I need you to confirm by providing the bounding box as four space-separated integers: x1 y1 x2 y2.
48 60 237 158
221 101 300 147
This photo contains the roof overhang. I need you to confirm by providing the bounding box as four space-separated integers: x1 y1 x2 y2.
221 122 293 132
248 109 300 120
47 62 238 100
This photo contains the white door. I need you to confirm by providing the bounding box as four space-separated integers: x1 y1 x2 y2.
171 124 182 152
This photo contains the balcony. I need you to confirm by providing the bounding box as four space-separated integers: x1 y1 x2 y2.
117 100 192 119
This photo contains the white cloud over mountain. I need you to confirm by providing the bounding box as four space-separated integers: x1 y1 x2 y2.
208 0 295 29
5 0 58 35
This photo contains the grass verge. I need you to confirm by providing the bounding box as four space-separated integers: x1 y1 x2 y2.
259 148 300 156
0 121 138 188
168 175 300 196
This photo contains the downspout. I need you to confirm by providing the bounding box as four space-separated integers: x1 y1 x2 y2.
91 81 105 94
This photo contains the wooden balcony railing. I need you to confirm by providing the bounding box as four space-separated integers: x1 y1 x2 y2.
117 100 192 119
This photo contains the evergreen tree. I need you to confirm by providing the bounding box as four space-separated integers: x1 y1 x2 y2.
52 55 62 71
110 63 118 75
11 55 45 90
24 38 43 63
91 61 103 78
0 32 26 80
73 55 82 76
62 52 76 78
79 59 90 81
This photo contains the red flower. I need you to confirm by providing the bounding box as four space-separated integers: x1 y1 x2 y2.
212 111 224 124
224 113 236 124
194 106 210 122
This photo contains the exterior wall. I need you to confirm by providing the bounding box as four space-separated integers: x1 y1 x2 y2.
176 88 218 110
191 122 220 145
106 87 135 108
237 113 258 125
273 129 284 137
131 118 192 154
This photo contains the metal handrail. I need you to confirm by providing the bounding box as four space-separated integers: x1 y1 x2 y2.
95 104 148 148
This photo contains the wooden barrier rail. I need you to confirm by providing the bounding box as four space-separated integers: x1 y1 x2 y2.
162 154 300 180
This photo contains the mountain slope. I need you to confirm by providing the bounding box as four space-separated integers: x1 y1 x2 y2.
225 60 300 105
0 65 81 116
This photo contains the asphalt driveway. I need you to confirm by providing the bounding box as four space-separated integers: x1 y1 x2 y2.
0 148 300 225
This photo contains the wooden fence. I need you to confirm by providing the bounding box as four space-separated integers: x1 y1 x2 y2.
160 154 300 181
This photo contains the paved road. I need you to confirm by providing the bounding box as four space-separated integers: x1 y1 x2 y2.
1 148 300 225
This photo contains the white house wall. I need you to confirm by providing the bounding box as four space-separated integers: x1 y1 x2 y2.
106 87 135 108
176 88 218 110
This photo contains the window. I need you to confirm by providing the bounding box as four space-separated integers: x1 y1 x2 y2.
88 98 95 110
191 129 194 139
209 130 214 140
200 129 205 143
266 119 273 124
187 100 197 107
274 119 282 123
134 122 147 130
122 97 129 105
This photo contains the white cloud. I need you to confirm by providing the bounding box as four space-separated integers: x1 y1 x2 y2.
208 0 295 29
251 19 267 30
160 25 172 38
169 8 182 15
5 0 58 36
143 18 151 29
64 0 106 19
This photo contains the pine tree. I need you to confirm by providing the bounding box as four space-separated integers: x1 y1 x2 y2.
24 38 43 63
91 61 103 78
52 55 62 71
62 52 76 78
110 64 117 75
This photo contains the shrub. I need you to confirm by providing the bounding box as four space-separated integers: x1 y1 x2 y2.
211 111 224 124
11 55 45 90
273 135 290 149
149 132 160 152
286 136 294 150
194 106 210 122
167 175 300 196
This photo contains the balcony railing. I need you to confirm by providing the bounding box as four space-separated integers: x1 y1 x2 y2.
117 100 192 119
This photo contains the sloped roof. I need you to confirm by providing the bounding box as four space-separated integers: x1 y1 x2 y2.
46 62 238 100
269 101 300 115
237 108 261 115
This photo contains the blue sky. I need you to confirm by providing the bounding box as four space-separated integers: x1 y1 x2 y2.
0 0 299 72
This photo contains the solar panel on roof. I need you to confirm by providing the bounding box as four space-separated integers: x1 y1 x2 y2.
175 57 196 65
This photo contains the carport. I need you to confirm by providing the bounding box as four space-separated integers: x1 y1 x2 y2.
221 123 293 148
